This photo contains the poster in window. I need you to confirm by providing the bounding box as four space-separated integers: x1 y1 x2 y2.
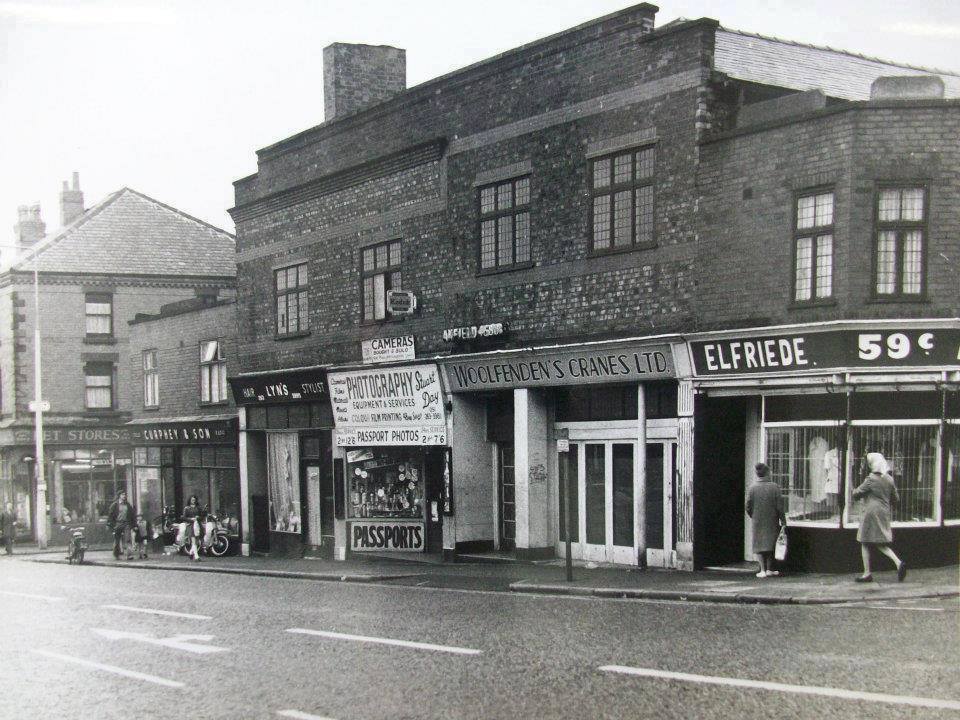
267 432 301 533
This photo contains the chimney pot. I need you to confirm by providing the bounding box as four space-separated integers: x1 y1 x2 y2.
60 171 84 226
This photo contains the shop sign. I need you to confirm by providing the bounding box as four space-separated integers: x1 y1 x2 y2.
328 364 447 446
13 426 133 446
690 327 960 376
443 343 674 392
361 335 416 364
228 368 327 406
350 521 424 552
442 322 507 342
132 419 237 445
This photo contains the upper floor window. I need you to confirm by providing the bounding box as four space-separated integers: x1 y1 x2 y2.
143 350 159 408
591 146 655 253
84 361 114 410
85 292 112 337
479 177 530 271
875 187 927 298
275 263 308 336
362 240 401 322
200 340 227 404
793 190 834 303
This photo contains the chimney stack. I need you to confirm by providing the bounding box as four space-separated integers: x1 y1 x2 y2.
60 171 84 226
14 204 46 249
323 43 406 121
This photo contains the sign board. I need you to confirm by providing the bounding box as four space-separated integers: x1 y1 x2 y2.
442 322 507 342
443 343 674 392
386 290 417 315
28 400 50 412
228 368 326 406
134 419 238 445
361 335 415 364
328 364 447 446
557 438 570 453
350 521 424 551
689 327 960 377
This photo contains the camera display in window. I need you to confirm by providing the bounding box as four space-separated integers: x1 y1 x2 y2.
348 449 423 519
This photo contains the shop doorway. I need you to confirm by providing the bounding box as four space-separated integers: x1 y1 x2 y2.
644 442 677 568
559 441 637 565
497 443 516 550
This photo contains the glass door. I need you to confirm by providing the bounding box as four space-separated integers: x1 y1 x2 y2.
644 441 675 568
498 444 515 550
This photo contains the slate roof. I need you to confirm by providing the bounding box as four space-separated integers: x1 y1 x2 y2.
715 28 960 101
12 188 235 276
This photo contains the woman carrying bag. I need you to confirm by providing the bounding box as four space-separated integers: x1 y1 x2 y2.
746 462 786 578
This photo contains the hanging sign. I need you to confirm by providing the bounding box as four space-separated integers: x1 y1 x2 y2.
328 364 447 446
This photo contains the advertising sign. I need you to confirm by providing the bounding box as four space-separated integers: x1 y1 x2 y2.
689 327 960 376
350 521 424 551
443 343 674 392
228 368 327 406
328 364 447 446
360 335 416 364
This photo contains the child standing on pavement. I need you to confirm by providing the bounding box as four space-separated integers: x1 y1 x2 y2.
133 513 153 559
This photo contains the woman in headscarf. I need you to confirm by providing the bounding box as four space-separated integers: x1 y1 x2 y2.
852 452 906 583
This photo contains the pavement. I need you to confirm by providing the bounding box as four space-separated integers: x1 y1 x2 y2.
9 543 958 606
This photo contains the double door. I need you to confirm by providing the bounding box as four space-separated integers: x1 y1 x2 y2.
558 439 675 566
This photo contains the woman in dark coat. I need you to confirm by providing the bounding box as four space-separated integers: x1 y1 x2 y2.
853 452 906 583
746 462 785 578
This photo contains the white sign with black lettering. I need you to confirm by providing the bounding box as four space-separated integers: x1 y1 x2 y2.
361 335 415 364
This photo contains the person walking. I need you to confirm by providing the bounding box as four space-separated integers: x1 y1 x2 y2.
0 502 17 555
107 490 135 560
746 462 786 578
853 452 906 583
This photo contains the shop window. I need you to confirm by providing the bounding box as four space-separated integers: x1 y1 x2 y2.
793 190 834 303
874 186 926 298
247 406 267 429
362 240 401 322
944 423 960 522
267 433 301 533
84 361 115 410
275 263 309 336
765 394 846 422
479 176 531 271
200 340 227 404
143 349 159 408
765 425 843 523
591 146 655 253
848 424 937 524
180 447 241 535
287 404 310 428
347 448 423 519
84 292 113 337
135 466 162 521
644 382 678 419
486 393 514 443
556 385 638 422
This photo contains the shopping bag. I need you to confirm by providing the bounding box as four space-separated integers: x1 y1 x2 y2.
774 527 788 561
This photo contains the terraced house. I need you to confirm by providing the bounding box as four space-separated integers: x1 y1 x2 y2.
229 4 960 571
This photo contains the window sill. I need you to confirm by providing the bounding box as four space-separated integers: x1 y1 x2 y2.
83 336 116 345
476 260 535 277
199 401 229 408
143 405 160 411
588 242 657 259
788 299 837 310
84 408 121 415
275 330 311 341
360 315 407 327
867 295 930 304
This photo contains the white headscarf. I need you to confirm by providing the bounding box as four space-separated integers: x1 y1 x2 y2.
866 452 889 475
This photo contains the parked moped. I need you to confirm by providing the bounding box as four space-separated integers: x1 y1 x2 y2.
65 526 87 564
154 505 230 557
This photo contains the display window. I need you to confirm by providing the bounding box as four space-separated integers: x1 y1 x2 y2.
50 448 131 526
267 432 301 533
764 423 843 524
347 448 424 519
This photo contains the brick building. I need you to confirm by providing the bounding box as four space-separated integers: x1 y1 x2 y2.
229 5 960 569
0 182 235 547
126 298 240 548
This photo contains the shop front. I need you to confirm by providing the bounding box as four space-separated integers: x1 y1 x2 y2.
126 416 240 551
688 320 960 572
328 363 448 557
229 367 335 558
440 337 692 568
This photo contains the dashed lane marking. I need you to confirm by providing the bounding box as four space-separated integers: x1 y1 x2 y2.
286 628 482 656
599 665 960 712
102 604 212 620
277 711 337 720
30 649 184 688
0 589 63 602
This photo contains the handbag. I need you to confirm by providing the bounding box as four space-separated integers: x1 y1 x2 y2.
774 526 788 561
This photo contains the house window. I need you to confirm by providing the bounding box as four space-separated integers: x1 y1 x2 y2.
85 293 112 336
479 177 530 271
793 190 834 302
362 240 401 322
143 350 159 408
200 340 227 404
275 263 308 336
875 187 926 297
591 146 655 252
84 362 114 410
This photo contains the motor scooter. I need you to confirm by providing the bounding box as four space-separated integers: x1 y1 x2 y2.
65 526 87 564
154 505 230 557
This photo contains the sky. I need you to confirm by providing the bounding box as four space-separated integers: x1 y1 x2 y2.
2 0 959 243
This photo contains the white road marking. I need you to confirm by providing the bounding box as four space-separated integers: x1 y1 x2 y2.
92 628 228 654
31 649 183 688
865 605 944 612
599 665 960 712
277 711 337 720
102 603 211 620
0 589 63 602
286 628 481 656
